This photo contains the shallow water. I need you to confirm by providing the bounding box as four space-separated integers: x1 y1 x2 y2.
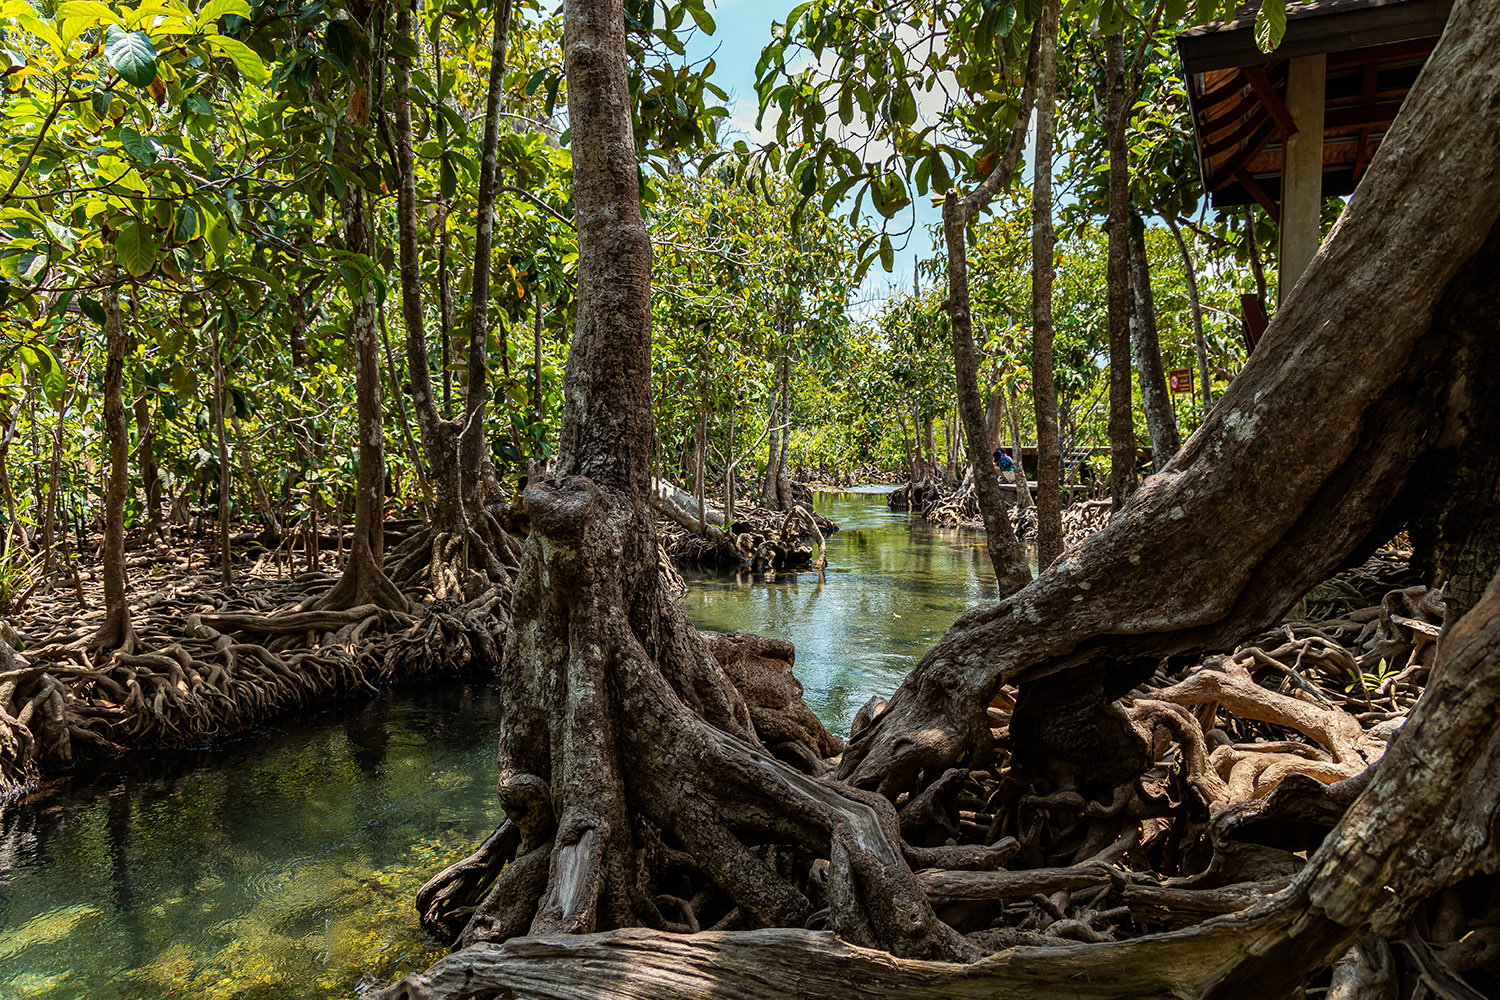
682 490 997 732
0 690 505 999
0 490 993 998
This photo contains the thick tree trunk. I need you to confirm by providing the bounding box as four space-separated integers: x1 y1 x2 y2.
1105 33 1138 511
319 8 407 612
1409 226 1500 616
1129 221 1180 471
90 265 134 651
840 1 1500 802
1030 0 1062 567
1166 216 1215 417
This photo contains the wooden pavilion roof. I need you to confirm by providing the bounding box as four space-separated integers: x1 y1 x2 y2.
1177 0 1453 216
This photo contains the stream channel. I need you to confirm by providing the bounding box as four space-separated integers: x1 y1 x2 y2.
0 488 996 999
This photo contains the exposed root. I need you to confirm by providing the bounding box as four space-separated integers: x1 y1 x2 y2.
658 501 838 571
0 513 523 799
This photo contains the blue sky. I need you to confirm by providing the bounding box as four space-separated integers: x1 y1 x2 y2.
683 1 947 316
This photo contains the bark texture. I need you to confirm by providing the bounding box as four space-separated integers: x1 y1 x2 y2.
1129 220 1180 471
90 264 134 651
1030 0 1062 567
1105 32 1138 510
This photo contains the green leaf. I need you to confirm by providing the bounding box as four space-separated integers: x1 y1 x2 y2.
80 295 106 326
115 219 157 276
206 34 268 85
117 126 157 167
1254 0 1286 52
104 25 158 88
207 214 229 262
197 0 251 25
175 202 198 243
91 89 114 117
686 3 715 33
18 342 65 406
879 233 894 272
892 89 918 128
56 1 122 25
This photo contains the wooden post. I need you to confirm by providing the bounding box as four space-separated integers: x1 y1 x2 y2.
1278 53 1326 304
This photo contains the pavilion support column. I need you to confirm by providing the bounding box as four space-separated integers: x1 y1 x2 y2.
1278 53 1327 304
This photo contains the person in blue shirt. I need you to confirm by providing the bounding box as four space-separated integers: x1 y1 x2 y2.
992 447 1015 474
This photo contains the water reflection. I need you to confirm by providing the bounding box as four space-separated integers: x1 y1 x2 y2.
682 489 997 733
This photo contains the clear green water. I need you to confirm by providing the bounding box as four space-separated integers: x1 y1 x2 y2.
683 489 997 733
0 490 993 998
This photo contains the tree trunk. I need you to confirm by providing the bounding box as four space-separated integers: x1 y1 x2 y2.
90 264 134 650
319 4 407 612
232 410 281 545
1245 205 1270 315
459 0 514 523
1129 219 1180 472
1166 216 1215 418
1105 33 1138 511
389 0 507 600
211 326 233 588
532 293 544 441
760 358 784 509
942 196 1031 594
693 402 707 534
777 356 793 506
1030 0 1062 567
132 393 161 542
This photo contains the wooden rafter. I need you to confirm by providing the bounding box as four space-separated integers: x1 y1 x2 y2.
1244 64 1299 136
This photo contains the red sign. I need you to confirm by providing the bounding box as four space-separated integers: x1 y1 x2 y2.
1168 368 1193 394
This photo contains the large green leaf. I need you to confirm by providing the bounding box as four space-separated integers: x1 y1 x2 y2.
1254 0 1287 52
104 25 157 88
206 34 268 85
115 219 157 277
